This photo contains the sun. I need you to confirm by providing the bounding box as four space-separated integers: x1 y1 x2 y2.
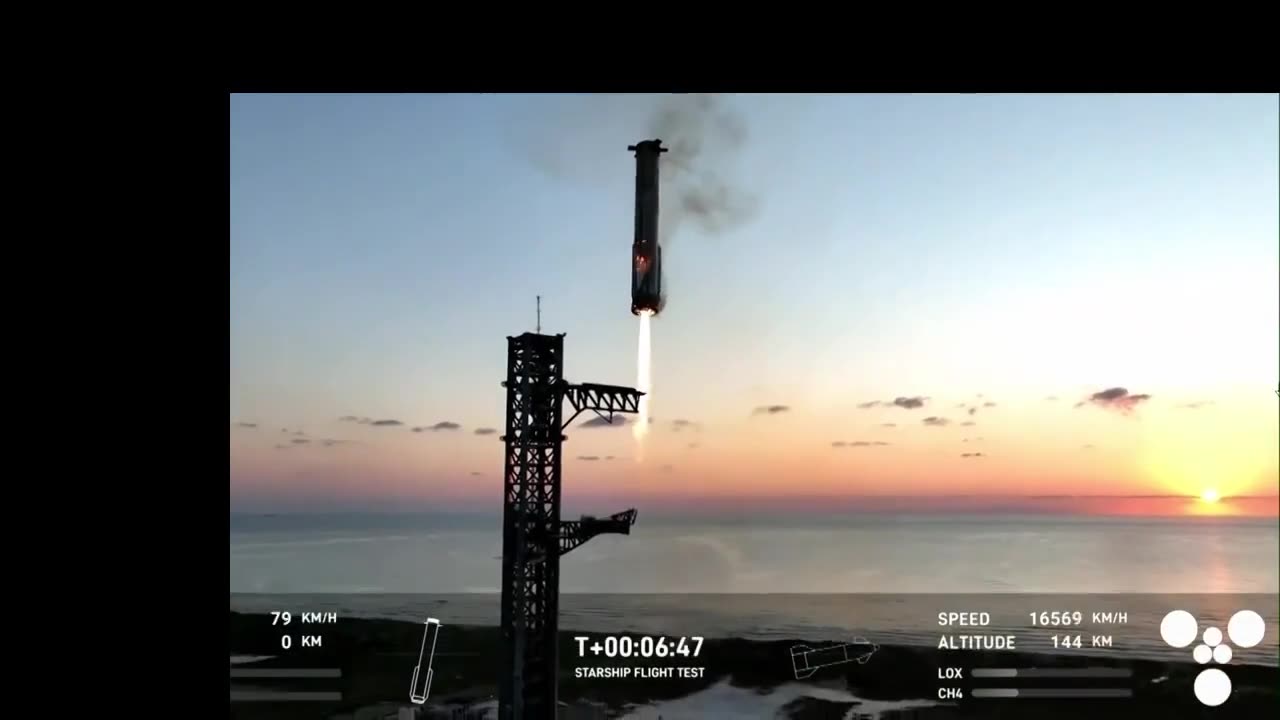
1200 488 1221 504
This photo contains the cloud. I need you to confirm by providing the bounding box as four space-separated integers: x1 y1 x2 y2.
960 421 976 427
470 471 483 477
960 452 985 458
856 401 882 409
577 455 600 461
967 407 977 416
605 455 616 460
983 402 997 408
670 419 701 432
273 444 290 450
834 440 891 448
832 441 846 448
233 422 257 428
579 415 629 428
1176 401 1214 410
413 421 462 432
892 397 926 410
1045 396 1059 402
954 403 968 409
340 416 375 424
922 416 950 427
962 437 984 443
752 404 791 415
319 439 346 447
687 443 699 450
1082 444 1096 450
370 419 403 427
881 423 897 428
661 464 674 473
1076 387 1151 413
474 427 498 435
291 438 310 444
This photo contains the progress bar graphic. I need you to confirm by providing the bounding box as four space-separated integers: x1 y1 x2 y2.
229 668 345 702
970 688 1134 699
229 691 344 702
971 667 1133 679
230 668 343 679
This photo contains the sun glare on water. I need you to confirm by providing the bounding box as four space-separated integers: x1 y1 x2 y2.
1200 488 1220 504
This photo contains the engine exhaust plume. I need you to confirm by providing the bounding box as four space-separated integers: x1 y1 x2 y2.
632 310 653 460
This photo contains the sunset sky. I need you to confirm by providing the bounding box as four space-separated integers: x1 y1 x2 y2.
229 94 1279 515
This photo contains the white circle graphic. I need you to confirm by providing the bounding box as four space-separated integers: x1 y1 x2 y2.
1160 610 1198 648
1203 626 1222 647
1227 610 1265 648
1213 644 1232 664
1194 668 1231 706
1192 644 1212 663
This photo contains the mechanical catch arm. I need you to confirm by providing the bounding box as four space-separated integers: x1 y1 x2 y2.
557 380 644 556
559 509 638 556
561 382 643 430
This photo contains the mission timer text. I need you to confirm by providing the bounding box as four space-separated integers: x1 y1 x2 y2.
574 635 704 659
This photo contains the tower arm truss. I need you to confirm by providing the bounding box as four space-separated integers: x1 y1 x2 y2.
558 509 638 556
561 382 644 430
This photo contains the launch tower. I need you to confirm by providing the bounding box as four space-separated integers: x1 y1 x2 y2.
497 332 643 719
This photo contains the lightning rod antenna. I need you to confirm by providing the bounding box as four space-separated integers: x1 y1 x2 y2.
536 295 541 334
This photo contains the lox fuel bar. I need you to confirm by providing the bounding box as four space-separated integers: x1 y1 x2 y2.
410 618 442 705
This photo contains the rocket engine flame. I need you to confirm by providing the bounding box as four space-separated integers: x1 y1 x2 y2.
632 310 653 459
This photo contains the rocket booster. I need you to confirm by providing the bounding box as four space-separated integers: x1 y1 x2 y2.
629 139 667 316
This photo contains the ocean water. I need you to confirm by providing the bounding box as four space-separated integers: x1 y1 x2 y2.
230 512 1279 595
230 513 1280 665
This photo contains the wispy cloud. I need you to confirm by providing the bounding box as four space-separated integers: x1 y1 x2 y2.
605 455 616 461
670 418 701 431
1082 444 1096 450
967 407 978 416
1076 387 1151 414
962 437 984 443
688 442 699 450
413 421 462 432
960 421 976 427
273 443 291 450
858 396 927 410
752 405 790 415
881 423 897 428
577 455 600 461
961 452 985 458
580 415 630 428
1045 395 1058 402
319 439 347 447
983 401 997 408
922 416 950 427
340 416 376 424
833 440 891 448
661 464 674 473
370 419 403 427
470 471 483 477
233 422 257 428
474 427 498 435
291 438 310 445
1176 401 1214 410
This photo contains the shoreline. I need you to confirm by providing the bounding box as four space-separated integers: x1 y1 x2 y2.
229 612 1279 719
